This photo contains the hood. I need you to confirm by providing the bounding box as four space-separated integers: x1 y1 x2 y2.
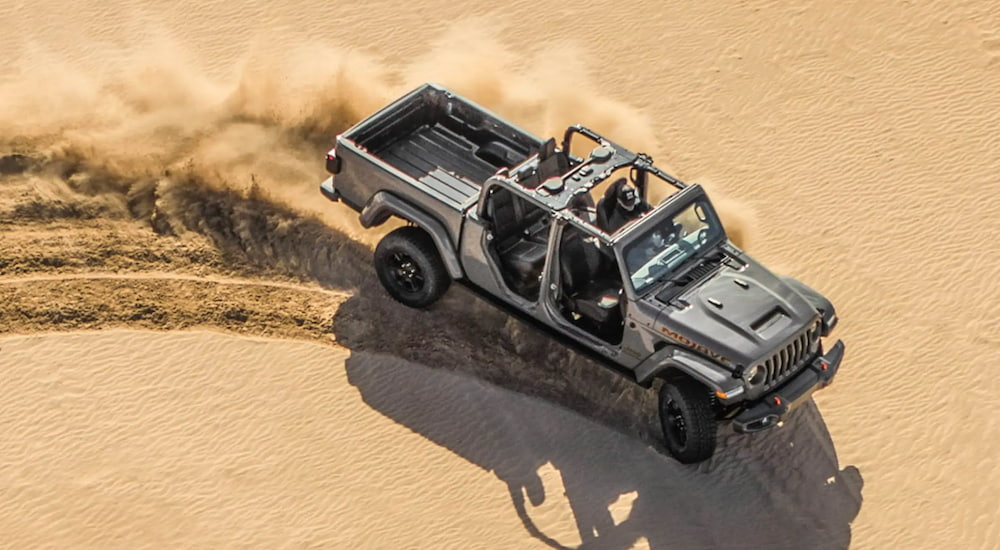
650 256 819 368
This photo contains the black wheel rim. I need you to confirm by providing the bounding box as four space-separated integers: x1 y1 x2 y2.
663 397 688 449
389 252 424 293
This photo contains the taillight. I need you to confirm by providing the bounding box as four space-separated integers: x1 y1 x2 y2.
326 151 341 175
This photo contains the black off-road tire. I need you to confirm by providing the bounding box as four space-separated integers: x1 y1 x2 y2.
374 227 451 308
659 378 718 464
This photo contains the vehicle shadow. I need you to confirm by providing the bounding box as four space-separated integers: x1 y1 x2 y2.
333 287 864 550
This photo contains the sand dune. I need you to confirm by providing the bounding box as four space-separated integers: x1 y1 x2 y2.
1 0 999 548
0 331 861 549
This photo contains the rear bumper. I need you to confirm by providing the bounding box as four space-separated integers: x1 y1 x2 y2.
319 176 340 202
732 340 844 433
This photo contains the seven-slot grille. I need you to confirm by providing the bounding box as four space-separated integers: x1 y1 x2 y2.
762 319 822 386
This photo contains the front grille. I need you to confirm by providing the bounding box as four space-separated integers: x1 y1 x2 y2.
763 320 821 386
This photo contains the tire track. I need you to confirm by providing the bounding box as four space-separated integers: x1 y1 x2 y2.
0 271 349 298
0 271 347 342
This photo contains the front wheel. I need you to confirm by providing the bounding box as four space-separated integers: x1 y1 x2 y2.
374 227 451 308
659 378 718 463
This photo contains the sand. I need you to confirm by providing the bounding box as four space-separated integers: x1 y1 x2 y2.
0 1 998 548
0 331 861 549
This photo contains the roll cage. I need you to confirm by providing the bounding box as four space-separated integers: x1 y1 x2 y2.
477 127 718 248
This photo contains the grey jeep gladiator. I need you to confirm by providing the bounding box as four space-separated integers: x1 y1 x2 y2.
319 83 844 463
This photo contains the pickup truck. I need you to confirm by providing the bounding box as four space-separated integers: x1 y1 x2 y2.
319 83 844 463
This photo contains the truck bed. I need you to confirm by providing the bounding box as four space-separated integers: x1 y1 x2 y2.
376 123 495 205
341 84 542 210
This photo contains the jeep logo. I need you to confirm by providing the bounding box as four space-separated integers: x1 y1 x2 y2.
660 327 731 365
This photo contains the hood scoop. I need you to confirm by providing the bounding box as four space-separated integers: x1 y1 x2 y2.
751 307 792 338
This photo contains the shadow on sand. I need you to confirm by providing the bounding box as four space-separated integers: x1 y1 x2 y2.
334 287 863 550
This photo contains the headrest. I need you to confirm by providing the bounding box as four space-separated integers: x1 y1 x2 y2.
539 137 557 161
604 177 628 200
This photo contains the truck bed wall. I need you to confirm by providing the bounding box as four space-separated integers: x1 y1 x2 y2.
334 84 544 252
347 85 541 166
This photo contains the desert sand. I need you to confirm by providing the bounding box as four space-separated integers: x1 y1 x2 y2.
0 1 997 549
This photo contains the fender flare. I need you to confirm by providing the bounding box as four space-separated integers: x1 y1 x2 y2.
635 345 743 396
780 276 837 334
360 191 464 280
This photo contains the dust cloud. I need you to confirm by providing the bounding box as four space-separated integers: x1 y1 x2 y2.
0 25 753 247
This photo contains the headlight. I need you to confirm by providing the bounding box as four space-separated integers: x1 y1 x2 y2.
745 365 766 386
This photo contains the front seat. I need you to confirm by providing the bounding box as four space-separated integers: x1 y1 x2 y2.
596 178 627 233
560 231 621 329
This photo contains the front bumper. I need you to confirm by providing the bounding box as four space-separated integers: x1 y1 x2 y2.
732 339 844 433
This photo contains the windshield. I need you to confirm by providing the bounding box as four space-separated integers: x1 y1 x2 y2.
622 199 724 293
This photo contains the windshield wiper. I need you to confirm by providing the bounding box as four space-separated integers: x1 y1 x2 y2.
656 251 717 288
671 250 728 286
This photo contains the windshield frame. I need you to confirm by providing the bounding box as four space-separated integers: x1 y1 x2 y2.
612 184 727 297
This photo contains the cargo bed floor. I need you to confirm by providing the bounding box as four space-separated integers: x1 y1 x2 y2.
377 124 496 205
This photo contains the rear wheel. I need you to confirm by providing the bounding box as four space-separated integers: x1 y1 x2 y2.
659 378 718 463
374 227 450 308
